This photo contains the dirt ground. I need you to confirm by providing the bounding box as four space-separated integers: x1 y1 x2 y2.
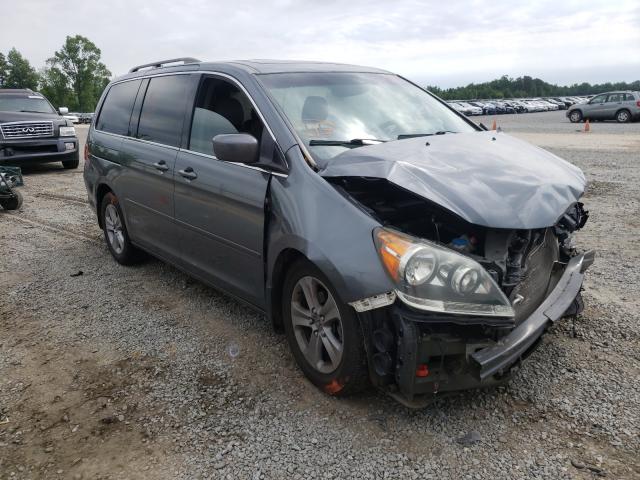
1 112 639 479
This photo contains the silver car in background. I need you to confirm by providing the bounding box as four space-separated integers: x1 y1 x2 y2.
567 91 640 123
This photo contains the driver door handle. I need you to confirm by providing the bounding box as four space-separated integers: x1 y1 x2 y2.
179 167 198 180
153 160 169 172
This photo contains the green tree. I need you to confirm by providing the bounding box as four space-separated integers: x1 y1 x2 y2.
0 53 8 87
47 35 111 111
3 48 40 89
39 66 75 109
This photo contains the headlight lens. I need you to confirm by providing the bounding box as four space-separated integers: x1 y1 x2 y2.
374 227 514 317
59 126 76 137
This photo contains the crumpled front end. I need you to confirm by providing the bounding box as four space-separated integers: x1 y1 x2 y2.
331 175 593 407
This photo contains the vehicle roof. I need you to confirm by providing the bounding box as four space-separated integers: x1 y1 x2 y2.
117 59 391 82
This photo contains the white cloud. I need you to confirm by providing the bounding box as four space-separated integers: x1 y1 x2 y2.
1 0 638 87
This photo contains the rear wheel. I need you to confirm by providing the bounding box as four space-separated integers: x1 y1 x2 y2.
616 109 631 123
62 151 80 169
282 259 369 396
100 192 143 265
569 110 582 123
0 190 23 210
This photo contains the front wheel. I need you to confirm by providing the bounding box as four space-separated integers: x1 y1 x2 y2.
569 110 582 123
616 109 631 123
282 260 369 396
62 151 80 169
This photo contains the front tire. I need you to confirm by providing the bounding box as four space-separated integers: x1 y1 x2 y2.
616 109 631 123
569 110 582 123
282 259 369 396
62 151 80 169
100 192 143 265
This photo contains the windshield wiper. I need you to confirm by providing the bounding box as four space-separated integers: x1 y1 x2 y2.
397 131 456 139
308 138 386 147
19 110 49 113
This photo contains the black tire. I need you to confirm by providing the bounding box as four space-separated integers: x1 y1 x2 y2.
616 109 631 123
62 151 80 169
569 110 582 123
100 192 144 265
282 259 369 396
0 190 23 210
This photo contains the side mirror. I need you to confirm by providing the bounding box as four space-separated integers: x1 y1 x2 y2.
213 133 259 164
59 107 69 115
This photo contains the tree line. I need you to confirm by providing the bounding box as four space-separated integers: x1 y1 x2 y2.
2 41 638 109
0 35 110 112
428 75 640 101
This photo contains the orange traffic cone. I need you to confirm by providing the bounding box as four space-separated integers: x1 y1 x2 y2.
491 119 497 130
584 119 590 133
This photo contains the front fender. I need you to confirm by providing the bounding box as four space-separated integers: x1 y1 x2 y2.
266 147 393 306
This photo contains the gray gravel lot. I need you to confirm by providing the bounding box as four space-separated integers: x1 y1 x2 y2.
1 111 639 479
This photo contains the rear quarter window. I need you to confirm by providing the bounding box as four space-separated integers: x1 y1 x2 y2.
96 80 142 136
136 75 191 147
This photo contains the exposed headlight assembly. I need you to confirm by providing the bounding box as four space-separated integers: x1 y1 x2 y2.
374 227 514 317
59 126 76 137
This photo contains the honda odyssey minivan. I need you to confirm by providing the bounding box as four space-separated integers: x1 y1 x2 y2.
84 59 593 407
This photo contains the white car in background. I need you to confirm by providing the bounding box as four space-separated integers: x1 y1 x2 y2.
63 113 80 124
457 102 483 115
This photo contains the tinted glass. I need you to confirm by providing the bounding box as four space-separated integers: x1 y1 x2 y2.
624 93 636 101
607 93 622 102
96 80 141 135
0 95 56 114
590 94 607 103
137 75 190 147
188 76 263 155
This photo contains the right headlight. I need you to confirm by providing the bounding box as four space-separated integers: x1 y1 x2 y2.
374 227 514 317
59 126 76 137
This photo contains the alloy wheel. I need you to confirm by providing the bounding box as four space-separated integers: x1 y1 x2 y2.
104 203 125 254
617 111 630 123
290 276 344 374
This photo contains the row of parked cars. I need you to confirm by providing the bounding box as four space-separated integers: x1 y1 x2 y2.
449 91 640 123
62 112 94 124
448 96 588 116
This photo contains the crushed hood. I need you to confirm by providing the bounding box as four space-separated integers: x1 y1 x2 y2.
320 131 586 229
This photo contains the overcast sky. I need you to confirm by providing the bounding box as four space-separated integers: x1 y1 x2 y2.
2 0 639 87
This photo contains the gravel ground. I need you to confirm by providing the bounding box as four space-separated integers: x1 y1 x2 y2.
1 112 639 479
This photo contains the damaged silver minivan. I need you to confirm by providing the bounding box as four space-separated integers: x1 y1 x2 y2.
84 59 593 407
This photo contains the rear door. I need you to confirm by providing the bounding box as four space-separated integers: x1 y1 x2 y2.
173 74 274 307
119 74 195 261
603 93 623 118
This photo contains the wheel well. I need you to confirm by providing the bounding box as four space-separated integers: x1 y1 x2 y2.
269 248 307 333
95 184 113 228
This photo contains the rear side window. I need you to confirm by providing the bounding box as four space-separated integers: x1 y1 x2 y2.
96 80 141 135
137 75 190 147
624 93 636 101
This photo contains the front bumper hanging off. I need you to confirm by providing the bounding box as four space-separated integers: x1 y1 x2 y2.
371 251 595 408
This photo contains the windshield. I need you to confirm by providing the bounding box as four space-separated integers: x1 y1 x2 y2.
0 96 57 114
259 72 476 164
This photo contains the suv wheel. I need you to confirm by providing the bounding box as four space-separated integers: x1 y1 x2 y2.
616 109 631 123
100 192 143 265
282 260 369 396
62 151 80 169
569 110 582 123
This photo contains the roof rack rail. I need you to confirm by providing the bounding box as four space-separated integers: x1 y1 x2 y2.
129 57 201 73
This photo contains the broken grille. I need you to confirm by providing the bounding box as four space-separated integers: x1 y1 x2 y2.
0 121 54 139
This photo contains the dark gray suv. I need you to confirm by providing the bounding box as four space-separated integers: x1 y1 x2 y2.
0 89 80 168
84 58 593 407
